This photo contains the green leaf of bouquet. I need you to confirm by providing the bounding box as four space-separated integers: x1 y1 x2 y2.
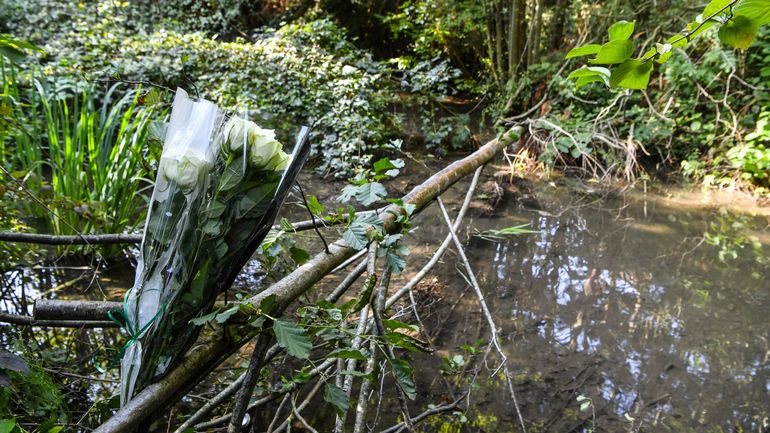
327 348 368 361
355 182 388 206
219 158 245 191
734 0 770 26
608 20 635 41
202 219 222 236
718 15 758 49
203 201 226 219
589 40 634 65
609 59 654 89
388 358 417 400
324 383 349 416
703 0 733 18
565 44 602 59
273 319 312 359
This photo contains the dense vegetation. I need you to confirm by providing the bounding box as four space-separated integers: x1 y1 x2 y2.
1 0 769 431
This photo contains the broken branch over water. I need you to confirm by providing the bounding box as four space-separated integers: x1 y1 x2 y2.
85 126 522 433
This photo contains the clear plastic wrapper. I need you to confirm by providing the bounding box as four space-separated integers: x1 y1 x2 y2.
120 89 310 405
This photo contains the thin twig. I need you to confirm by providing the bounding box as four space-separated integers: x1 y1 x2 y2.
437 198 527 433
378 391 468 433
296 181 330 254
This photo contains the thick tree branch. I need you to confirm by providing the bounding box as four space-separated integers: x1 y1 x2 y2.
92 127 522 433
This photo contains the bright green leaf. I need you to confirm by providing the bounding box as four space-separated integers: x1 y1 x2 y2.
273 319 312 359
718 15 758 49
608 20 635 41
565 44 602 59
703 0 733 18
610 59 654 89
734 0 770 26
590 40 634 65
306 195 325 215
0 419 15 433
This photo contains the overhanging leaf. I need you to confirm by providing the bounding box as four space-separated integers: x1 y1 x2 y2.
609 59 654 89
324 383 349 416
703 0 733 18
590 40 634 65
718 15 758 49
273 319 312 359
734 0 770 26
565 44 602 59
388 358 417 400
608 20 635 41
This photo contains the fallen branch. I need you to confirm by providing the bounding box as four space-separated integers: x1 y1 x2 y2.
0 213 378 245
0 312 118 328
93 127 522 433
33 300 122 322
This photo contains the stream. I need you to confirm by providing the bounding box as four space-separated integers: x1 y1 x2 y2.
2 172 769 432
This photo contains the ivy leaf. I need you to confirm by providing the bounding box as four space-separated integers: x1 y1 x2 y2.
608 20 635 41
388 358 417 400
565 44 602 59
272 319 312 359
355 182 388 206
718 15 758 49
610 59 654 89
324 383 349 416
589 40 634 65
734 0 770 26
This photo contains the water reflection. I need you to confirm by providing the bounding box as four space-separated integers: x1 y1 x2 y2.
447 182 770 431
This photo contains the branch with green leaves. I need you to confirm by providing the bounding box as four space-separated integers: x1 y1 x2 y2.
565 0 770 89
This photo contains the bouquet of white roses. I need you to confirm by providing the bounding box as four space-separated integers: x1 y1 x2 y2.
119 89 310 405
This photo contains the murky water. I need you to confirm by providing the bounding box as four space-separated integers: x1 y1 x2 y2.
404 179 770 432
3 174 769 432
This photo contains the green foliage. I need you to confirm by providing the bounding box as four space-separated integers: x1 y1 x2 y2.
272 319 313 359
3 0 398 174
1 64 163 254
567 0 770 90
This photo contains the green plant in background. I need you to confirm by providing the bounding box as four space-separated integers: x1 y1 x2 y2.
2 64 164 254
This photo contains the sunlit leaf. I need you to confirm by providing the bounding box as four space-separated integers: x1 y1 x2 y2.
608 20 635 41
610 59 654 89
565 44 602 59
589 40 634 65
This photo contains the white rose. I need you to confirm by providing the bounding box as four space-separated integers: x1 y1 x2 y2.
265 149 290 171
162 153 206 192
222 117 286 171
